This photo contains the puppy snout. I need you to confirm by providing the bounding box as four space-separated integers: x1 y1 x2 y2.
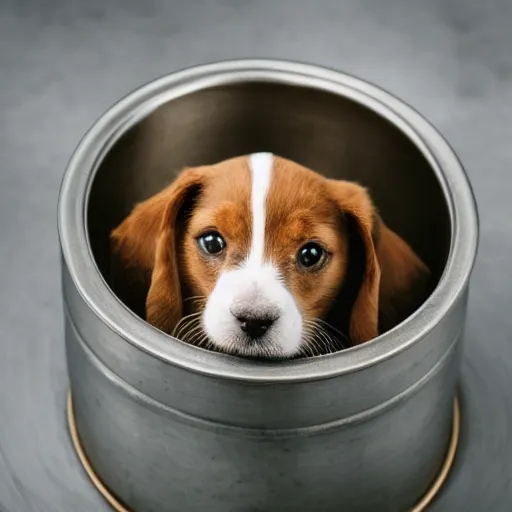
230 304 279 340
235 315 276 339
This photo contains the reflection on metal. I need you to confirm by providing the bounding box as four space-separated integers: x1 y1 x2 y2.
67 391 461 512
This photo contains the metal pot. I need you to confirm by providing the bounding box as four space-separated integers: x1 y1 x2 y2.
58 60 478 512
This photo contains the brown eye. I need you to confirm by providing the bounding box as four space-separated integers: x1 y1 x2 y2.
197 231 226 255
297 242 327 270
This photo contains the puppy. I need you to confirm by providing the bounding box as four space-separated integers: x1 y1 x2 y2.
111 153 431 359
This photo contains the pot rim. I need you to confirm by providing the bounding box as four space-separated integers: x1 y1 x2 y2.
58 58 479 382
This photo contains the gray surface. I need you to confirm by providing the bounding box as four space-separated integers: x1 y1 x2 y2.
0 0 510 511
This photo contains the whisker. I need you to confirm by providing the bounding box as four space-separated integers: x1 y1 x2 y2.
313 318 350 347
304 318 349 351
178 318 203 341
318 333 334 354
302 324 325 357
313 329 332 354
301 318 348 356
300 326 318 357
175 320 202 342
191 332 208 348
195 334 211 349
173 310 202 330
311 330 325 357
298 340 315 358
308 334 324 357
183 296 207 303
316 324 339 351
181 323 204 343
173 312 202 339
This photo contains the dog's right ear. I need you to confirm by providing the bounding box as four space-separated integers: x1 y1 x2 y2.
329 180 431 345
110 167 208 334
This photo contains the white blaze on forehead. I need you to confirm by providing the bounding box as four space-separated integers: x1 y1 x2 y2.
247 152 273 266
202 152 303 358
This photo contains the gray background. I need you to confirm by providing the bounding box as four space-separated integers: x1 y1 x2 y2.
0 0 511 510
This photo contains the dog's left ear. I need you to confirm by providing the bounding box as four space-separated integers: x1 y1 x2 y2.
329 180 431 345
111 167 208 334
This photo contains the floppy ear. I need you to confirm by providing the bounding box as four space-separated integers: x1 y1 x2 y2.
110 167 207 334
329 180 431 345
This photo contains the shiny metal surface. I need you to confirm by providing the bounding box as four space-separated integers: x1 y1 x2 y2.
59 60 477 511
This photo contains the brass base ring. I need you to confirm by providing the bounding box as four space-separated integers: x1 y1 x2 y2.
67 391 461 512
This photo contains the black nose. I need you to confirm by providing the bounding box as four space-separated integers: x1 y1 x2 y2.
235 314 276 340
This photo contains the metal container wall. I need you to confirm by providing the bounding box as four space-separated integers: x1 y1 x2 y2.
58 60 478 512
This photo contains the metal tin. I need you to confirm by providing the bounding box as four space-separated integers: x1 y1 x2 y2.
58 60 478 512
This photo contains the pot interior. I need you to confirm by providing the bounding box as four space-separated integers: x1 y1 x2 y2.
87 82 451 330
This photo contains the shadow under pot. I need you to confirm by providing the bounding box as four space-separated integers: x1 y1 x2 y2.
58 60 478 512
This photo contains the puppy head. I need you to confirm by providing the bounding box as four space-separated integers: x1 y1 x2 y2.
111 154 430 359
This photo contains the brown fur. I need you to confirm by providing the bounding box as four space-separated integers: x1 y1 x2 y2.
111 156 252 334
265 158 349 323
327 180 431 343
111 155 431 349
